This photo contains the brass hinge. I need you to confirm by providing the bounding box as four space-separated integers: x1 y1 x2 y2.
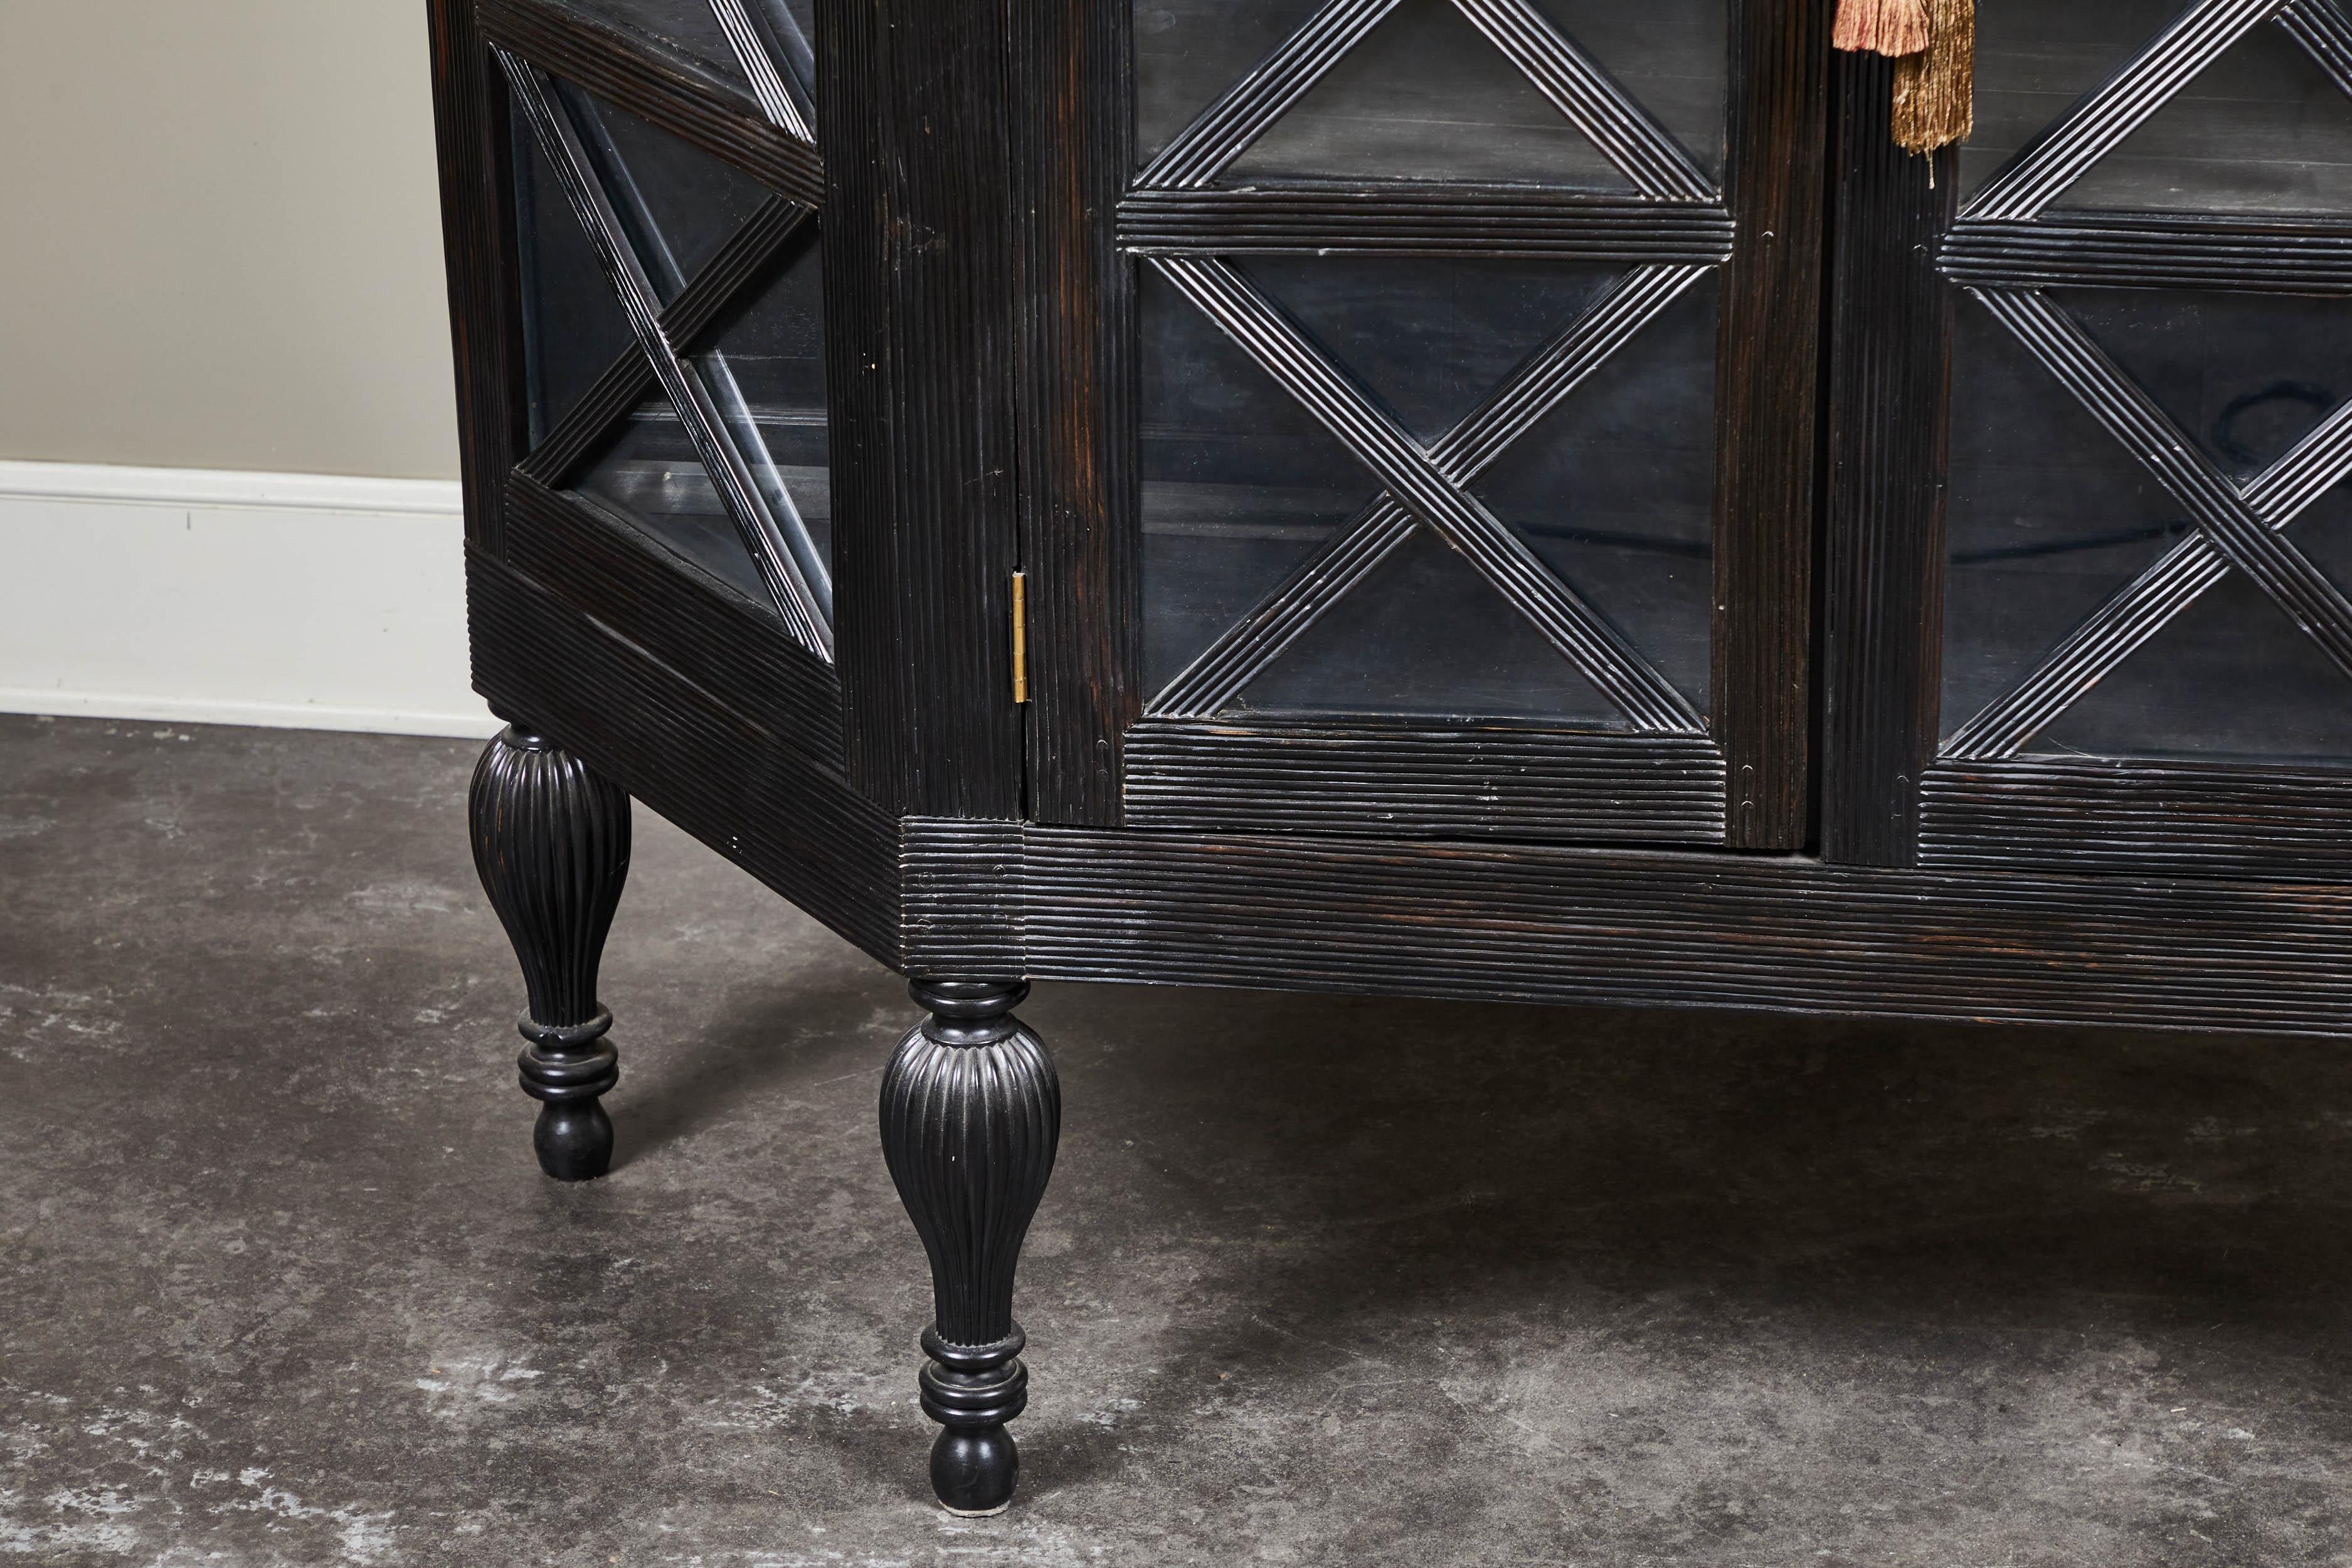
1010 571 1028 704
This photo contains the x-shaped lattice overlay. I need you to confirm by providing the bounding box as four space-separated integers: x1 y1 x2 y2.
499 16 832 659
1150 260 1710 728
1939 0 2352 758
1137 0 1720 729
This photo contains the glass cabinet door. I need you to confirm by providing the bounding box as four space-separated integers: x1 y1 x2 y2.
1830 0 2352 879
1041 0 1827 845
500 0 835 661
1941 0 2352 768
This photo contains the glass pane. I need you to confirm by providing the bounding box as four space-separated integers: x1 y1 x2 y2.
2058 287 2352 484
1242 257 1624 443
2030 563 2352 760
1228 0 1634 187
1229 526 1624 722
564 85 772 303
572 393 774 610
1134 0 1328 165
2296 477 2352 600
1470 271 1719 707
1140 266 1379 693
513 117 636 445
692 231 832 579
2063 16 2352 215
1962 0 2182 201
1941 297 2196 741
567 0 749 91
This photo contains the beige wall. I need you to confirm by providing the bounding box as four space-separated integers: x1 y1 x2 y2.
0 3 460 480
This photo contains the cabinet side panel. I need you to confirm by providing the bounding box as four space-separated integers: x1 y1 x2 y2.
818 0 1025 817
1012 0 1140 827
428 0 531 554
1819 53 1955 866
1714 0 1831 847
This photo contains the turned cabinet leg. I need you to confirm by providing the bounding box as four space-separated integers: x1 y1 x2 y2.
469 723 632 1182
880 979 1062 1515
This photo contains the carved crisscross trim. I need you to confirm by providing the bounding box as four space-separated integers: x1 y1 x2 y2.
1152 263 1707 717
1150 256 1704 731
1136 0 1711 199
708 0 817 142
2279 0 2352 92
504 51 833 657
1943 289 2352 758
517 194 811 485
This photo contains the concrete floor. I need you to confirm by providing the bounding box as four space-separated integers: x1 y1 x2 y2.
3 714 2351 1566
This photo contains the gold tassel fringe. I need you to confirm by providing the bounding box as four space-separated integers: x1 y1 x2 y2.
1831 0 1930 57
1891 0 1974 154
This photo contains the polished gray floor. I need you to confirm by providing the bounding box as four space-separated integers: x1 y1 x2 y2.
4 712 2349 1565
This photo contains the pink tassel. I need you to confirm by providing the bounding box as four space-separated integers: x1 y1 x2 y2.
1833 0 1931 56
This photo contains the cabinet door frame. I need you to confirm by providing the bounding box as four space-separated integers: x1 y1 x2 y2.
1018 0 1831 849
1822 4 2352 882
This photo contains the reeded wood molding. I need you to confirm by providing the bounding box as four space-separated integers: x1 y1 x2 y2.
1010 0 1139 827
1712 0 1829 848
503 474 845 767
901 818 1024 978
1123 720 1726 842
1941 213 2352 294
818 0 1025 819
2280 0 2352 95
429 0 531 554
1118 187 1735 259
1922 756 2352 882
1818 54 1954 867
1007 828 2352 1037
475 0 824 206
708 0 816 140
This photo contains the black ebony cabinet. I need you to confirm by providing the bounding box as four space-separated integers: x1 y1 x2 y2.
430 0 2352 1513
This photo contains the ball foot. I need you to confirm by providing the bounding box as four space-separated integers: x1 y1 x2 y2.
930 1425 1019 1515
532 1098 613 1182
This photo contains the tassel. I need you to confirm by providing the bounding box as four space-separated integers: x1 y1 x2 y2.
1832 0 1930 57
1892 0 1974 154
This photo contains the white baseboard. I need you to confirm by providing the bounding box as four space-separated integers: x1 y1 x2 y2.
0 459 496 739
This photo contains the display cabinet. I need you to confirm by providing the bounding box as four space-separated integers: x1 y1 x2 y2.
430 0 2352 1514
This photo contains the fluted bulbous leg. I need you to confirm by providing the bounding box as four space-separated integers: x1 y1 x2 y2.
880 979 1061 1515
469 724 632 1182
